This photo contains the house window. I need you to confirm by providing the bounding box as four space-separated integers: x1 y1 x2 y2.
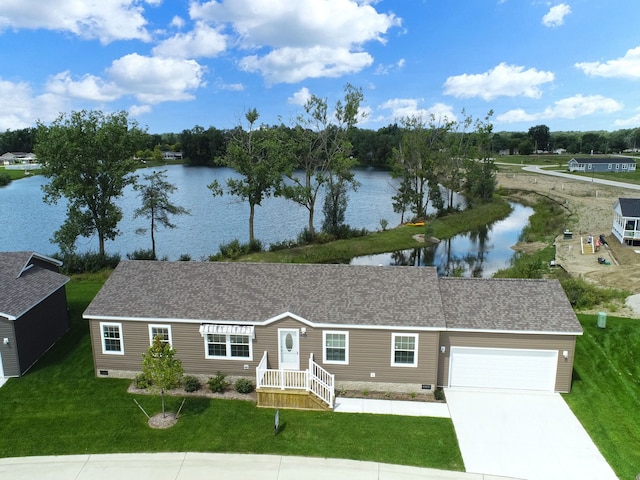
149 324 172 345
623 164 628 170
323 331 349 364
100 322 124 355
391 333 418 367
608 164 612 170
205 333 252 360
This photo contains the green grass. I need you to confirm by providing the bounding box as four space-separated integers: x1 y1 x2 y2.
241 198 512 263
0 276 464 471
564 315 640 480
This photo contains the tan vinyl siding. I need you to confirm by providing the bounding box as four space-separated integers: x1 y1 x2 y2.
437 331 577 392
90 317 439 387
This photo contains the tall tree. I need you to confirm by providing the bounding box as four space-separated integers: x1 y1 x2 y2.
35 110 143 256
133 170 190 259
528 124 551 152
464 113 497 203
209 109 289 243
142 335 183 418
281 85 363 239
391 115 452 219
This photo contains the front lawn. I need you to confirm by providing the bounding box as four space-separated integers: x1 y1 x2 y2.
0 276 463 472
564 314 640 479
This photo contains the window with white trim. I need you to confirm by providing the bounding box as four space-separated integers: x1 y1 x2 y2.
205 333 252 360
323 331 349 364
149 324 172 346
391 333 418 367
100 322 124 355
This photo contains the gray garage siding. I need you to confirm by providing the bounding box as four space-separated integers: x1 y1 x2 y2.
437 331 577 393
0 319 18 377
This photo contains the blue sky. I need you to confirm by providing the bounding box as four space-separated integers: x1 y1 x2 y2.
1 0 639 134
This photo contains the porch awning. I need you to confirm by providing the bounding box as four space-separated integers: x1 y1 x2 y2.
199 324 255 338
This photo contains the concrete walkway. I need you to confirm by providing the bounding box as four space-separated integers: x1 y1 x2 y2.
334 396 450 417
0 453 518 480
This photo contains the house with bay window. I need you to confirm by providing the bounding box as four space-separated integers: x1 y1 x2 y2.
84 261 582 410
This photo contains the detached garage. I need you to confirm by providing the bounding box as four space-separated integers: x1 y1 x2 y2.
437 277 581 393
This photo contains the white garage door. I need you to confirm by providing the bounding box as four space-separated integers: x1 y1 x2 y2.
449 347 558 392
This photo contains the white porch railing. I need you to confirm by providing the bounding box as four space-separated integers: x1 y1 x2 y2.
256 351 335 408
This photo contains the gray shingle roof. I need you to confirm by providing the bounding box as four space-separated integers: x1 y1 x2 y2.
618 198 640 218
0 252 69 320
84 261 582 334
439 277 581 333
83 261 447 328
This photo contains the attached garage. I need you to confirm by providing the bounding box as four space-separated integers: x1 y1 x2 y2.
448 346 558 392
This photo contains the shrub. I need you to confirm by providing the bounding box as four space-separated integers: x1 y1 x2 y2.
379 218 388 231
134 373 151 389
234 378 255 394
0 172 11 187
178 254 192 261
126 248 156 260
182 375 201 392
56 251 121 274
207 371 230 393
434 388 445 401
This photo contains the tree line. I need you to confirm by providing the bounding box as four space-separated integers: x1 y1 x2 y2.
41 84 637 262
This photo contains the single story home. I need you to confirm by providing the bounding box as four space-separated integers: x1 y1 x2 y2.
612 198 640 246
568 157 637 173
84 261 582 409
0 252 70 379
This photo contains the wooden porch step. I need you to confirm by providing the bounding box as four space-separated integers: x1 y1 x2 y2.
257 388 332 411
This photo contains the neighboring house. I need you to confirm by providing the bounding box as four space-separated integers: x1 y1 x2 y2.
612 198 640 245
161 151 183 160
0 252 70 379
567 157 637 173
84 261 582 409
1 152 37 164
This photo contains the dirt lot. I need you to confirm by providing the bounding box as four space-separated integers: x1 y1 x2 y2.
497 171 640 317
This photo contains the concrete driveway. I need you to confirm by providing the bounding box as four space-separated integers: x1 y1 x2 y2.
445 389 618 480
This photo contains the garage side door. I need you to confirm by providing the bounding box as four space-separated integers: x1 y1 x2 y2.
449 347 558 392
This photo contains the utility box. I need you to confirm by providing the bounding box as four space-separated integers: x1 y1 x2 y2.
597 311 607 329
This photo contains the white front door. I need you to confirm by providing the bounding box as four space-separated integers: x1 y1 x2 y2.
278 328 300 370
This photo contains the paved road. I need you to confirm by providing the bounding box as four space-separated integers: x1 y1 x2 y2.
520 164 640 191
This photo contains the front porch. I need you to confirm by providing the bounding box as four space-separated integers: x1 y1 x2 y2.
255 351 335 411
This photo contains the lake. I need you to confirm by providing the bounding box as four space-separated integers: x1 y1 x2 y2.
0 165 531 277
0 165 404 260
351 203 534 277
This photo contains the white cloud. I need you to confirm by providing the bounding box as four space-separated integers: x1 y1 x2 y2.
375 58 405 75
576 46 640 79
170 16 186 29
45 72 122 102
191 0 401 83
288 87 312 106
542 4 571 27
0 77 66 130
240 46 373 84
444 63 554 101
153 22 227 58
497 94 622 123
129 104 153 117
614 109 640 128
216 81 244 91
0 0 153 44
107 54 207 104
379 99 456 123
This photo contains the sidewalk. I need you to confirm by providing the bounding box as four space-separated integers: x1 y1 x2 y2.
0 453 520 480
334 396 450 417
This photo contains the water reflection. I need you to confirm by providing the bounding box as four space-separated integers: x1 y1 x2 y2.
350 203 534 278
